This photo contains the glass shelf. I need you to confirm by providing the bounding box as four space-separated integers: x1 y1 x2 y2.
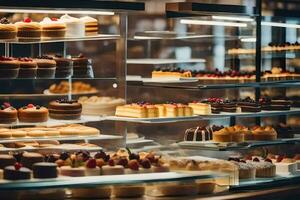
127 58 206 65
231 174 300 190
177 139 299 151
0 34 120 44
0 171 226 190
0 134 122 144
0 144 103 153
0 115 104 128
129 79 300 90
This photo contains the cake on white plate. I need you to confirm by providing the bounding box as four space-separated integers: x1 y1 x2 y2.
78 96 125 116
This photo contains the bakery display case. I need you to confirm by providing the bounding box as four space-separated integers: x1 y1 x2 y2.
124 0 300 197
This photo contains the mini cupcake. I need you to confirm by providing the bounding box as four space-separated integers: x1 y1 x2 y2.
15 17 42 39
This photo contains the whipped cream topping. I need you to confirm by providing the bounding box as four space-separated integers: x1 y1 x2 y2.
80 16 97 23
40 17 66 26
60 14 83 23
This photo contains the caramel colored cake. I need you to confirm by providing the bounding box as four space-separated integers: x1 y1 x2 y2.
0 17 17 39
48 81 97 94
188 102 211 115
152 67 192 78
48 99 82 120
40 17 66 38
0 56 20 78
18 57 38 78
34 56 56 78
80 16 99 36
251 126 277 141
18 104 49 123
116 104 148 118
15 17 42 39
212 125 247 143
0 102 17 124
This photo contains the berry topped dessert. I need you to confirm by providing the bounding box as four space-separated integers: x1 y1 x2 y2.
18 57 38 78
4 162 31 180
18 104 49 123
0 56 20 78
152 66 192 78
201 98 223 114
34 55 57 78
0 17 17 39
0 102 17 124
48 99 82 120
184 125 224 141
15 17 42 39
40 17 66 38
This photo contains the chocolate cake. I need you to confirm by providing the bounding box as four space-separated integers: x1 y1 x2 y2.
222 100 237 112
33 162 58 178
237 97 261 112
4 163 31 180
184 125 224 141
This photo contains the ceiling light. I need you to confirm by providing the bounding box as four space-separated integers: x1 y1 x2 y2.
180 19 247 27
0 8 114 15
240 37 256 42
212 16 254 22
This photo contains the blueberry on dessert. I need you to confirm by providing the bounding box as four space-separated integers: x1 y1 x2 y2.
0 102 17 124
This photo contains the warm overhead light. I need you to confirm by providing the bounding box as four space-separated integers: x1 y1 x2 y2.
180 19 247 27
261 21 300 28
133 36 163 40
0 8 114 15
240 37 256 42
212 16 254 22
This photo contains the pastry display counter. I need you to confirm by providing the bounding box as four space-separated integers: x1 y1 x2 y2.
0 0 300 199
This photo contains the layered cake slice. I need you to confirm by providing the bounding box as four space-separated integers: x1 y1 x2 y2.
116 104 147 118
237 97 261 112
188 102 211 115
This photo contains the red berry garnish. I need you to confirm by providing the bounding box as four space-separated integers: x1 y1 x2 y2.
128 160 139 171
3 102 11 108
253 157 260 162
86 159 97 168
24 17 32 23
108 159 115 166
14 162 22 170
276 155 284 163
27 104 34 108
51 17 58 21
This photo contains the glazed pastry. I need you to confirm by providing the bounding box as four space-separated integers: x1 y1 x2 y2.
0 17 17 39
18 104 49 123
48 99 82 120
251 126 277 141
15 17 42 39
152 67 192 78
40 17 66 38
34 56 56 78
4 163 31 180
184 125 224 142
60 14 85 37
0 102 17 123
48 81 97 94
0 56 20 78
18 57 38 78
80 16 98 35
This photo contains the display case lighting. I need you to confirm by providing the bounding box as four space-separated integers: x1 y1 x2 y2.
240 37 256 42
180 19 247 27
0 8 114 15
212 16 254 22
261 21 300 28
